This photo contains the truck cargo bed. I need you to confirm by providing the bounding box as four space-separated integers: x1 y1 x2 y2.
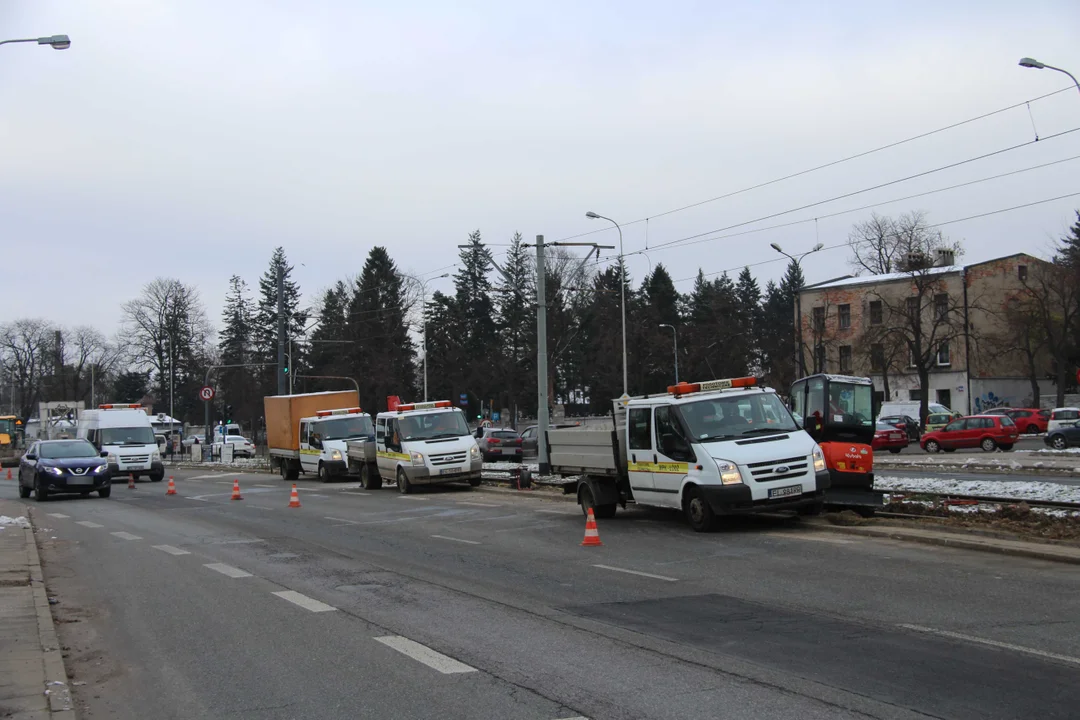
548 428 620 476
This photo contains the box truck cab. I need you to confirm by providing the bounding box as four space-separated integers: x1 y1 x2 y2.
77 404 164 482
299 407 374 479
375 401 482 494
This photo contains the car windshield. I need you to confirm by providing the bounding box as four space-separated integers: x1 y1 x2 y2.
100 426 155 445
679 392 798 442
319 416 374 441
39 441 98 459
490 431 519 440
399 410 470 440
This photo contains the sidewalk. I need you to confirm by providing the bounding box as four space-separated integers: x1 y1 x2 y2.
0 500 74 719
803 518 1080 565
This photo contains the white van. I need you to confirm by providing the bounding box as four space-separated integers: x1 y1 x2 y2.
298 407 374 479
375 401 481 493
878 401 953 422
77 404 164 482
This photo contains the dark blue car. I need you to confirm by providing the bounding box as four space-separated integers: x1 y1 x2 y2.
19 439 112 501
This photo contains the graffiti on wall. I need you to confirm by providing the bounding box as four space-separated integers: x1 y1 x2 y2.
973 391 1011 413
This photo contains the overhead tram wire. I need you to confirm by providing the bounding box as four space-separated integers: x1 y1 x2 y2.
550 86 1078 244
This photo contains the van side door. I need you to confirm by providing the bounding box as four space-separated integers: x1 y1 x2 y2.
652 405 694 506
625 406 654 495
299 421 318 472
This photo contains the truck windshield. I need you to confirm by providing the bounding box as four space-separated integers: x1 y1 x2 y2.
100 427 156 446
0 418 15 436
319 416 374 440
679 393 798 442
400 411 470 441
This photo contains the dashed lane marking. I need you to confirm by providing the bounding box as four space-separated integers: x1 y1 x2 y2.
153 545 190 556
325 516 360 526
254 484 277 488
272 590 337 612
46 513 69 519
212 539 265 544
110 532 142 541
397 496 429 501
75 521 104 528
898 624 1080 666
204 563 253 578
431 535 481 545
535 508 578 515
373 636 476 674
592 564 678 582
341 491 370 496
456 501 500 507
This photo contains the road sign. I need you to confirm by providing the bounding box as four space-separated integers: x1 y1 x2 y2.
492 411 500 422
199 386 215 401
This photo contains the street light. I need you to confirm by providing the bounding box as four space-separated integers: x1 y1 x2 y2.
770 242 824 377
0 35 71 50
1019 57 1080 95
405 273 450 401
659 324 679 384
585 211 628 397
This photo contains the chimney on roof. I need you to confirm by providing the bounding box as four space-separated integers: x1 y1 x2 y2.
935 248 956 267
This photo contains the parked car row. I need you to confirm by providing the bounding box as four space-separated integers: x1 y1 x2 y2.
921 414 1020 453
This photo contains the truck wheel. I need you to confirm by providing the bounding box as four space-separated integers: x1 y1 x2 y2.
396 468 412 495
150 472 163 482
469 477 482 487
318 462 330 482
361 464 380 490
980 437 997 452
577 484 595 516
798 500 824 517
280 460 289 480
682 486 717 532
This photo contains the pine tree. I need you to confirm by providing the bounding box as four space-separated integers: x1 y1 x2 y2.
580 265 627 410
640 264 681 391
424 291 464 406
760 259 805 390
218 276 255 420
453 231 498 409
307 281 351 389
1056 210 1080 267
494 233 535 418
252 247 307 396
735 267 763 373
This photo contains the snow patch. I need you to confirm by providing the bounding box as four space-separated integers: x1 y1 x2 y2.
876 475 1080 504
0 515 30 529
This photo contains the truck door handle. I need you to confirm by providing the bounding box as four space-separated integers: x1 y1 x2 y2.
631 453 636 463
653 454 658 464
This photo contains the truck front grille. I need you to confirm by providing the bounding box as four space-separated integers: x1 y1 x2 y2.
430 452 467 466
119 455 150 464
745 455 809 482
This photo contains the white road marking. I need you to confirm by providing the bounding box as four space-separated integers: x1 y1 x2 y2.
185 473 232 481
213 538 265 544
592 564 678 582
75 521 103 528
254 484 277 488
153 545 190 556
536 508 577 515
341 491 370 496
184 496 212 501
325 516 360 525
272 590 336 612
110 531 142 541
553 717 590 720
457 501 500 507
373 636 476 674
204 563 253 578
431 534 481 545
898 624 1080 666
46 513 70 519
397 496 429 501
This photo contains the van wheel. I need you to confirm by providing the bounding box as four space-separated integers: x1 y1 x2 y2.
798 500 824 517
286 463 300 481
318 462 330 482
683 486 717 532
361 464 380 490
469 478 482 487
981 437 997 452
396 468 412 495
150 472 163 482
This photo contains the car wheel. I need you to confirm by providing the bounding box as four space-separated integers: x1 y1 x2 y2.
683 486 717 532
1027 424 1038 435
18 483 31 499
318 462 329 483
1051 435 1067 450
924 440 940 453
981 437 997 452
396 467 412 495
34 477 49 502
888 448 902 454
361 464 380 490
98 485 111 498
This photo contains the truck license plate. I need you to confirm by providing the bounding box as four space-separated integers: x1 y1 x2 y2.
439 468 459 476
769 484 802 499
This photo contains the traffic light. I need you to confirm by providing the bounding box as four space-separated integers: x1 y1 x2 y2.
283 365 289 375
225 405 233 423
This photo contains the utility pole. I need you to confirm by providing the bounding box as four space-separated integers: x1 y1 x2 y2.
276 265 286 395
536 235 550 475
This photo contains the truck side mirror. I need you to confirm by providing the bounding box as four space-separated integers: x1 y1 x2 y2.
806 416 823 435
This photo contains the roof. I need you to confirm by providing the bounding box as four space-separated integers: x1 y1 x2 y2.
803 265 961 291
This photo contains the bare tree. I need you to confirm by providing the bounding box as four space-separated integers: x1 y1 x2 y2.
0 319 56 420
848 211 964 275
66 326 121 405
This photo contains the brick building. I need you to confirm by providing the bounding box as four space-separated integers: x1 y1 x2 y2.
796 252 1051 415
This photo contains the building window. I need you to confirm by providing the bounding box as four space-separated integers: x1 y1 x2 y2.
838 304 851 329
814 345 826 373
839 345 852 373
812 306 825 332
870 343 885 372
935 293 949 321
906 297 919 319
1018 264 1028 282
869 300 883 325
937 341 951 366
909 389 922 401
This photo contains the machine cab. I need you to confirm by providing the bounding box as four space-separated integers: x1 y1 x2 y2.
790 374 876 475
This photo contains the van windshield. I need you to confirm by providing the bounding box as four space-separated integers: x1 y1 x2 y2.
679 393 799 442
100 427 155 446
399 411 470 441
319 416 374 441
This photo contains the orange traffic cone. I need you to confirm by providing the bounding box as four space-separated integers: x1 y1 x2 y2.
230 479 243 501
288 484 301 508
128 473 135 489
166 477 177 496
581 507 603 547
5 469 11 480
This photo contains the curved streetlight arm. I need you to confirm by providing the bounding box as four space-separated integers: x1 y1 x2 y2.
1019 57 1080 95
0 35 71 49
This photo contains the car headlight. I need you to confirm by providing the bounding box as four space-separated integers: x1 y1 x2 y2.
46 465 65 477
812 446 826 472
410 451 425 467
151 450 161 462
713 459 743 485
469 444 480 459
92 463 109 474
330 449 343 461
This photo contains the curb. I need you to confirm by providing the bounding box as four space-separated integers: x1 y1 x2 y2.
802 520 1080 565
875 462 1080 477
24 515 76 719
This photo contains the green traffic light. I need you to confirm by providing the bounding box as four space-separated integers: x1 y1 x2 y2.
283 367 289 374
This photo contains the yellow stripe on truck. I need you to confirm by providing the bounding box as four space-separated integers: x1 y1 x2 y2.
378 450 411 462
627 461 689 474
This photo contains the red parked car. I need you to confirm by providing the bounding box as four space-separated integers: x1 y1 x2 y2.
1003 408 1049 434
920 415 1020 453
872 421 908 454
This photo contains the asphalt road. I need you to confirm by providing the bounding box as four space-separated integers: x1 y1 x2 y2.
8 469 1080 720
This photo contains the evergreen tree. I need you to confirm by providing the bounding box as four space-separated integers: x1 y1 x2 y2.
1056 210 1080 267
760 259 804 390
453 231 498 409
494 233 535 418
423 291 465 406
735 267 763 373
218 276 256 421
640 264 681 391
580 265 627 410
345 247 417 410
252 247 307 396
113 370 149 404
307 280 352 390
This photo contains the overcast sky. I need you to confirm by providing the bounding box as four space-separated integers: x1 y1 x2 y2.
3 0 1078 335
